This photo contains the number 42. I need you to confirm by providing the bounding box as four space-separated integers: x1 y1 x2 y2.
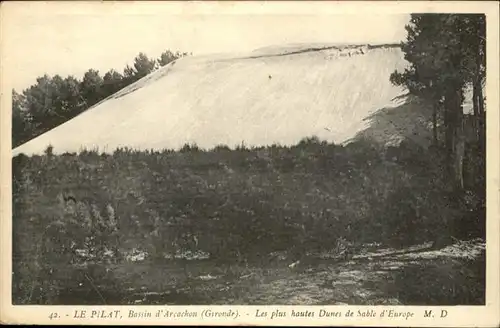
48 312 59 320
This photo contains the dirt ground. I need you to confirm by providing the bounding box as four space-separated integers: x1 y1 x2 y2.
55 238 485 306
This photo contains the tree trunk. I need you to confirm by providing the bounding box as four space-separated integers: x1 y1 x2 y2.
444 96 454 183
472 82 480 142
475 27 486 154
444 87 465 190
476 81 486 155
455 111 465 190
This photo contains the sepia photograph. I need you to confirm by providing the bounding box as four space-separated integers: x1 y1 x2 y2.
1 1 499 326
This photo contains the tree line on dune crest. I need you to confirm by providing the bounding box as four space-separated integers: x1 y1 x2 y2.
12 50 191 148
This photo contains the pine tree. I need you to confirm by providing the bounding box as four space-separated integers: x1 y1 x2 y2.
157 50 189 67
102 69 125 97
131 52 158 79
390 14 486 190
12 90 30 147
80 69 104 107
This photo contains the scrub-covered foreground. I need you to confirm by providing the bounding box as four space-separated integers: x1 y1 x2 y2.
12 137 485 305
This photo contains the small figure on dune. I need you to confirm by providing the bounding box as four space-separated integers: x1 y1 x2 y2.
268 74 272 80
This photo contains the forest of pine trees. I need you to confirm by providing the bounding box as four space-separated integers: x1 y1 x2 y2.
391 14 486 194
12 50 190 148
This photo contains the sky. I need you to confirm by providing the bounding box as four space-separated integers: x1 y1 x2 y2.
2 2 411 91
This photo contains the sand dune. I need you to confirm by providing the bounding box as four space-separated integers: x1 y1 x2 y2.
13 44 424 156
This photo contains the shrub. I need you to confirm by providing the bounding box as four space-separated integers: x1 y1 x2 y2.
12 136 485 303
180 143 200 153
212 144 231 152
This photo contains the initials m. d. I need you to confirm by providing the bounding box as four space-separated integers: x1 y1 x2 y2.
424 310 448 318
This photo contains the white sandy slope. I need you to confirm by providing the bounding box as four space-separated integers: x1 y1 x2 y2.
14 44 433 156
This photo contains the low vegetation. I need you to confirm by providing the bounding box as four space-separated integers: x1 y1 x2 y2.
12 136 485 305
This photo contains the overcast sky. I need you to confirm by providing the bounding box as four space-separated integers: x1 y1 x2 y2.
2 2 410 91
